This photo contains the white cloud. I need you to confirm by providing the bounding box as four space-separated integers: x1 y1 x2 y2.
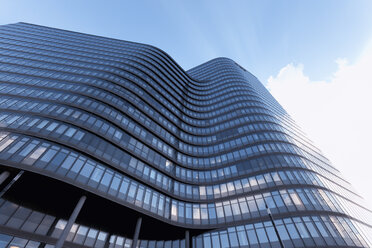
266 41 372 208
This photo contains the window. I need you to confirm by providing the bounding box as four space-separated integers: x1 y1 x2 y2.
24 146 47 165
19 141 38 157
77 162 94 184
65 127 77 137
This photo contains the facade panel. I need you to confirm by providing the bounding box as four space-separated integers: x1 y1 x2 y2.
0 22 371 247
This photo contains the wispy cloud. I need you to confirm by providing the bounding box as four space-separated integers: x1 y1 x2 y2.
266 40 372 207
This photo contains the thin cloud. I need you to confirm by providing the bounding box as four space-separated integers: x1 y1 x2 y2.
266 40 372 207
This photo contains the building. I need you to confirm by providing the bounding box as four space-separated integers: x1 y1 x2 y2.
0 22 371 248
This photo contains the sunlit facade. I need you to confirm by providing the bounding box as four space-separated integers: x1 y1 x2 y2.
0 22 371 247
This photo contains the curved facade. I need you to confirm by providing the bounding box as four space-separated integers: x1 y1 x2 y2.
0 22 371 247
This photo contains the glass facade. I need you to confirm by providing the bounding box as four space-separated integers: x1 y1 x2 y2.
0 22 371 247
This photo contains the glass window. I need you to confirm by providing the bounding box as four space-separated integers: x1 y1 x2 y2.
108 175 121 196
255 195 266 213
304 221 320 238
74 131 85 141
36 120 49 129
295 221 310 238
39 147 57 163
118 179 130 200
241 179 250 192
67 157 85 179
271 172 282 185
256 175 266 188
286 223 300 239
220 184 228 197
276 224 290 241
151 193 159 213
25 240 40 248
199 186 206 199
208 204 216 223
127 182 138 203
249 177 258 189
99 170 113 191
73 226 88 244
281 191 294 209
234 180 243 193
264 173 274 186
96 231 108 248
52 220 67 238
200 205 208 221
193 205 200 223
227 228 239 247
84 229 98 247
9 237 28 247
220 231 229 248
246 229 258 245
265 225 279 242
47 151 67 171
57 153 77 175
55 125 68 135
36 215 55 235
87 165 104 187
24 146 47 165
256 227 269 244
19 142 38 157
66 223 78 241
65 127 77 137
297 189 311 209
237 228 248 246
289 190 305 210
213 185 221 198
211 234 221 248
171 201 178 221
77 161 94 183
247 197 258 217
46 122 58 131
312 217 330 238
5 138 28 155
203 234 212 248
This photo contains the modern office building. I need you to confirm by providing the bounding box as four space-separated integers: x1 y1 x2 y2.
0 22 371 248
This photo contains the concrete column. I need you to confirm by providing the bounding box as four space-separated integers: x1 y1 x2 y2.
131 217 142 248
0 171 10 186
266 204 285 248
0 170 23 198
185 230 190 248
55 195 86 248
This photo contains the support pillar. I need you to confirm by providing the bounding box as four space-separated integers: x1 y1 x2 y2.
266 204 285 248
55 195 86 248
0 171 10 186
0 170 23 198
185 230 190 248
131 217 142 248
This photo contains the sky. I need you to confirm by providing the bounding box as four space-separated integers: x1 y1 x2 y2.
1 1 372 206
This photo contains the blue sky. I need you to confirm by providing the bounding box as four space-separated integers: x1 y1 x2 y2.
1 1 372 205
1 0 371 82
